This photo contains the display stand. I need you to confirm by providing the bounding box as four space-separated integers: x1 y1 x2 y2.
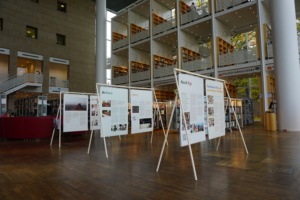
87 83 167 158
50 91 96 148
156 69 249 181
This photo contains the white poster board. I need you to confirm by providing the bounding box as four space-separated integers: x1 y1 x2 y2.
63 94 88 132
178 74 206 147
206 80 225 140
90 95 101 130
100 86 128 137
130 90 153 134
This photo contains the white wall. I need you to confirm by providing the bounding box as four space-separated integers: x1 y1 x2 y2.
129 11 149 28
152 40 173 58
0 54 8 74
181 31 199 52
215 19 232 43
261 3 271 25
111 54 128 67
112 21 128 36
49 63 68 80
130 48 150 64
153 0 172 20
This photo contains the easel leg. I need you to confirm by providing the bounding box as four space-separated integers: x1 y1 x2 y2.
87 130 94 154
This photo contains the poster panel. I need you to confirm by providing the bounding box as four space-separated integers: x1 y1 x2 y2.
130 90 153 134
178 74 206 147
63 94 88 132
206 80 225 140
100 86 128 137
90 95 101 130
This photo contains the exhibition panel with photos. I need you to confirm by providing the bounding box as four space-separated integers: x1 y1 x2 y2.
157 69 248 180
86 83 167 157
50 92 101 148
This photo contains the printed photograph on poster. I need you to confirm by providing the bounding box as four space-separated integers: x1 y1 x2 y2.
132 106 139 113
208 95 214 104
102 110 111 117
91 104 97 108
208 107 214 116
209 118 215 127
139 118 152 129
181 112 190 130
91 110 98 116
111 124 127 131
65 98 87 111
93 119 99 126
102 100 111 107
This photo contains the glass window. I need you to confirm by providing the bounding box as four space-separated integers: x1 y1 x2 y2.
26 26 38 39
0 18 3 31
56 34 66 45
57 1 67 12
107 11 116 22
30 0 39 3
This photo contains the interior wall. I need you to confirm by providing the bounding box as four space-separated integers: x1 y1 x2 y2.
111 54 128 67
129 11 149 28
112 21 128 36
17 58 42 74
152 40 173 58
153 1 172 19
49 63 68 80
181 31 199 52
0 54 9 74
130 48 150 64
215 19 232 43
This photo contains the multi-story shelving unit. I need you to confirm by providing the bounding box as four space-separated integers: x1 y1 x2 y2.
14 96 47 117
155 90 175 102
224 97 243 131
217 37 234 55
0 95 7 117
131 61 150 73
182 47 201 62
112 66 128 78
243 98 254 125
224 83 237 98
154 55 175 68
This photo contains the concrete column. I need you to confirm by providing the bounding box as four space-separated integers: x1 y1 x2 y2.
269 0 300 131
96 0 107 84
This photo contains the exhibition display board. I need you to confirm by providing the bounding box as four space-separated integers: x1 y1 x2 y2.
63 94 89 132
130 90 153 134
178 73 206 146
99 86 128 137
206 80 226 140
157 68 249 181
90 96 101 130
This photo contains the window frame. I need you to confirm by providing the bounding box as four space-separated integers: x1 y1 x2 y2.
57 1 67 12
26 25 38 39
56 33 66 46
0 18 3 31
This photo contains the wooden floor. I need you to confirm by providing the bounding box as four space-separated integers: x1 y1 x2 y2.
1 124 300 199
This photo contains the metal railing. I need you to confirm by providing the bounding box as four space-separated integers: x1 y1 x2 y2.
112 37 128 50
219 48 257 67
112 74 129 85
0 73 9 82
182 57 212 72
216 0 252 12
131 70 150 82
154 64 176 78
153 17 176 36
131 29 149 43
181 4 209 25
49 77 69 88
0 73 43 93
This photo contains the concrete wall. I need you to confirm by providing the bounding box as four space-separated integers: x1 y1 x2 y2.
0 0 96 93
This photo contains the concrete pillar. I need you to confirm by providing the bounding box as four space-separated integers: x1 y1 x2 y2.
96 0 106 84
269 0 300 131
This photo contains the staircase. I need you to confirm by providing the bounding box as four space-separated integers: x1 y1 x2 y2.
0 73 43 95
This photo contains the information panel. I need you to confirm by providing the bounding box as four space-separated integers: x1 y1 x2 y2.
100 86 128 137
206 80 225 139
90 95 101 130
63 94 88 132
178 74 206 147
130 90 153 134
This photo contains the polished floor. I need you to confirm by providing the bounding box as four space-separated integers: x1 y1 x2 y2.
1 124 300 199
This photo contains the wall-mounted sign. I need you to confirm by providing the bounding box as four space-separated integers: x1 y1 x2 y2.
218 66 260 77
